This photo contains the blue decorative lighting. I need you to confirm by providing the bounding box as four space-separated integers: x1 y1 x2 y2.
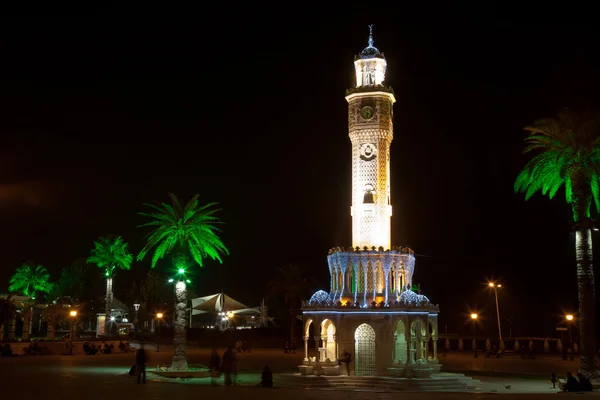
309 290 331 305
303 310 433 315
359 24 384 60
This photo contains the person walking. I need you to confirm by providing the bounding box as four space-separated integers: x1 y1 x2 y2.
338 349 352 376
208 347 221 386
221 345 235 386
260 365 273 387
135 345 147 384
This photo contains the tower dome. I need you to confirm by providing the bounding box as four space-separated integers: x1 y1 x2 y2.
359 25 384 60
353 25 387 87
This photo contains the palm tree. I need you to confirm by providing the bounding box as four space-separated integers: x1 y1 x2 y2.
87 235 133 336
48 259 89 302
515 108 600 377
8 263 53 340
267 264 316 343
137 193 229 371
9 262 53 300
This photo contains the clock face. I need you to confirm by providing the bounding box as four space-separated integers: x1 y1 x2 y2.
360 143 377 161
360 106 375 120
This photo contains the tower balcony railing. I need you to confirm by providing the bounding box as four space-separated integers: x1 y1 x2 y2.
301 298 440 312
345 85 395 97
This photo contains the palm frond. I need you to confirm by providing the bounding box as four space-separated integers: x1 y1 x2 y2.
137 193 229 271
87 235 133 276
515 109 600 217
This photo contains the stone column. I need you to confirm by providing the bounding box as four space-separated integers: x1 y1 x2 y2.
7 317 16 340
407 327 415 364
0 323 4 341
321 335 328 361
304 336 309 361
363 259 368 305
425 325 430 361
393 333 398 363
313 335 320 361
333 334 338 362
22 308 31 341
313 335 321 376
433 338 438 361
372 262 377 299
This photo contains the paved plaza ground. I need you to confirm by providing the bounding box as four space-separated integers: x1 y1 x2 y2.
1 344 598 399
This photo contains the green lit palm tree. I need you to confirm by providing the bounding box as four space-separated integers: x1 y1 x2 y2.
87 236 133 336
9 262 53 300
137 193 229 371
515 108 600 377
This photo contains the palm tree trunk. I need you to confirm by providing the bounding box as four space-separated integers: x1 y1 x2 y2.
571 176 598 377
105 276 113 336
575 227 597 376
170 280 188 371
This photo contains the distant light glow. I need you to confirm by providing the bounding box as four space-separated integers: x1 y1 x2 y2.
70 310 77 317
178 268 185 274
566 314 574 321
471 313 478 320
168 278 174 283
110 316 115 321
156 312 163 319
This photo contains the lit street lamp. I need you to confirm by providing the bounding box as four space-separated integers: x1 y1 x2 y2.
133 301 140 331
566 314 574 361
156 312 163 352
69 310 78 355
471 313 478 358
488 282 503 341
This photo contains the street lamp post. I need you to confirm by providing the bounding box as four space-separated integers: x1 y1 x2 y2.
471 313 478 358
69 310 78 355
566 314 574 361
488 282 503 341
156 312 163 352
133 301 140 331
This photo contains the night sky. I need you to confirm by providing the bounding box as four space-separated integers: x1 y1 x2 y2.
1 7 600 337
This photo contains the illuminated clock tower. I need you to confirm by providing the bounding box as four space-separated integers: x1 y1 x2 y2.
346 25 395 250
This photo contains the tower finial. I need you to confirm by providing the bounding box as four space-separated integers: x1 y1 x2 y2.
368 24 374 47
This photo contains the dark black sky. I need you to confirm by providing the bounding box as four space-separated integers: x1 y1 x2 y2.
1 7 599 336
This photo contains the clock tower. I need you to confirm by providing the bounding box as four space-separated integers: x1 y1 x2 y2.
346 25 396 250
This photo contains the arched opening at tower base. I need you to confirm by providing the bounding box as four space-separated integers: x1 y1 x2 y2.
394 320 407 364
321 319 337 362
354 323 376 376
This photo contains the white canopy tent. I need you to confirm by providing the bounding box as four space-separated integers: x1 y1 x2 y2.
191 293 261 316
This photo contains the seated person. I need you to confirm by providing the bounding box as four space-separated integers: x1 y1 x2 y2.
1 343 15 357
25 341 42 355
577 373 593 392
563 372 580 392
260 365 273 387
118 340 126 352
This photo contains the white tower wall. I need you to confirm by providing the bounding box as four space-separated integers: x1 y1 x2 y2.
346 91 395 249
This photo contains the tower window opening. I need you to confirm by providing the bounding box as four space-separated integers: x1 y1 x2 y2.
363 184 375 204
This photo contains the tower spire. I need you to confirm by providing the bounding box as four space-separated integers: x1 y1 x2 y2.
368 24 374 47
